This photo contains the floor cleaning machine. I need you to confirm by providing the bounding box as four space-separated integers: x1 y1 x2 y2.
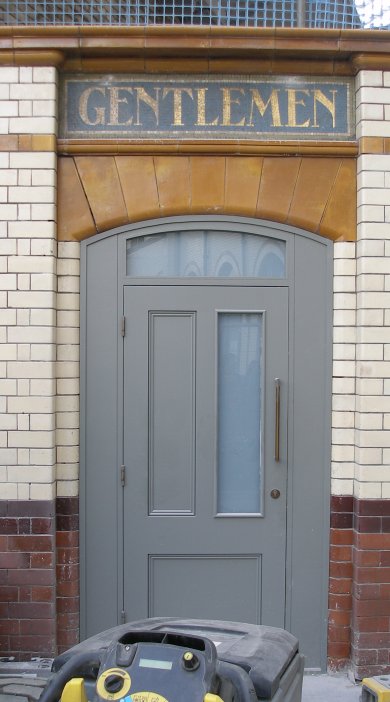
39 618 304 702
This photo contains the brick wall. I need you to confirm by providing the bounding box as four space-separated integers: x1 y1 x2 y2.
332 240 356 498
1 57 390 675
55 241 81 650
56 497 79 653
0 500 56 657
0 65 58 657
352 499 390 677
0 66 57 499
350 68 390 678
56 241 80 500
328 496 354 671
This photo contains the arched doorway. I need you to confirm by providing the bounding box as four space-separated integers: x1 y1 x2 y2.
80 216 332 670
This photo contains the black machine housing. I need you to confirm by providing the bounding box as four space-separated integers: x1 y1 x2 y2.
46 618 304 702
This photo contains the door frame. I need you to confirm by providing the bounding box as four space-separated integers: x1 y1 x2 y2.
80 215 333 671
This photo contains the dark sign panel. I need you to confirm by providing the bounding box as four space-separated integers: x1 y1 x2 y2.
61 75 354 141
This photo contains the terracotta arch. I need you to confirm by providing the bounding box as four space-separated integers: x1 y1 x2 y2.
58 154 356 242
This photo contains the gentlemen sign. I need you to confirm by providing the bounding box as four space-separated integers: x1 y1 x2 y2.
61 75 354 141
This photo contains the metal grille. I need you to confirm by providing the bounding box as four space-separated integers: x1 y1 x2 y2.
0 1 297 26
0 0 389 28
306 0 362 27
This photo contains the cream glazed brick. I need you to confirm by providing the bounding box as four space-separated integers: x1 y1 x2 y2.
0 66 57 136
56 241 81 499
354 482 382 499
356 103 384 123
357 120 390 139
0 67 58 499
356 86 390 105
331 478 354 496
355 69 390 498
331 241 356 489
356 70 384 89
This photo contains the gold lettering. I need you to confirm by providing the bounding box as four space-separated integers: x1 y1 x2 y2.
162 87 194 126
313 89 337 128
287 89 310 128
79 87 106 126
248 89 281 127
108 87 133 126
135 87 160 126
195 88 219 126
221 88 245 127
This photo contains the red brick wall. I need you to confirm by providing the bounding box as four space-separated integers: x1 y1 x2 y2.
0 498 80 659
0 500 56 659
328 495 353 671
56 497 80 653
328 496 390 678
352 499 390 679
2 493 390 676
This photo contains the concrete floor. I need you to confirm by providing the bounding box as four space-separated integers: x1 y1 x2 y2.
302 674 362 702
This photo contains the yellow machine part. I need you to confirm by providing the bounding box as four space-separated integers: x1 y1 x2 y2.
362 677 390 702
59 681 225 702
61 679 88 702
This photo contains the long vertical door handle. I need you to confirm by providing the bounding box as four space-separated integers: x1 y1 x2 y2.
274 378 281 462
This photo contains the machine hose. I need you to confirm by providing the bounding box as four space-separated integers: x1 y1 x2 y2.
39 651 103 702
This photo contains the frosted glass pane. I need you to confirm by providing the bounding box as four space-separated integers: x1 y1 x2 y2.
217 313 262 514
126 230 285 278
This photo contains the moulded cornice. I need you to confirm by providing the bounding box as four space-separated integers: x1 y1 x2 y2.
0 26 389 70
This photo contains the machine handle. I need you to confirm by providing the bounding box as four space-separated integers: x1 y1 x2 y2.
216 660 257 702
274 378 281 462
39 652 102 702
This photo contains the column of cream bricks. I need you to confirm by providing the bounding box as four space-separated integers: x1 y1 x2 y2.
352 68 390 678
0 65 58 657
332 241 357 497
56 240 80 499
328 240 356 670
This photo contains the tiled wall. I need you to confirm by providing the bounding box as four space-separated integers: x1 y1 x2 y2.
353 499 390 677
1 60 390 674
328 496 354 670
0 499 56 655
356 70 390 502
56 242 80 652
0 65 59 657
332 241 356 497
56 241 80 500
351 69 390 678
328 68 390 677
56 496 79 652
0 66 57 501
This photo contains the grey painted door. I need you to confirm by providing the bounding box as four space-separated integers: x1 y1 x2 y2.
81 217 332 670
122 285 288 626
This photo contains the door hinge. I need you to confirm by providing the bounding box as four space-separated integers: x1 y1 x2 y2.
121 610 126 624
121 316 126 337
120 465 126 487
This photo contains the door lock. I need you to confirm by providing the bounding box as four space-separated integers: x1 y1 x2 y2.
270 489 281 499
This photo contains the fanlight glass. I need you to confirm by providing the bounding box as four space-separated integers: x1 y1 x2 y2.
126 230 286 278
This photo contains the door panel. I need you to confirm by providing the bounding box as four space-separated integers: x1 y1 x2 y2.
148 555 261 622
149 311 196 515
123 285 288 626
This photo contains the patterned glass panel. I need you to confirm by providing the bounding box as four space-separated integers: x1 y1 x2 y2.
126 230 285 278
217 313 262 514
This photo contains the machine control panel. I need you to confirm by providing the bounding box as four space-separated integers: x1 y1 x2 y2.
94 634 218 702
